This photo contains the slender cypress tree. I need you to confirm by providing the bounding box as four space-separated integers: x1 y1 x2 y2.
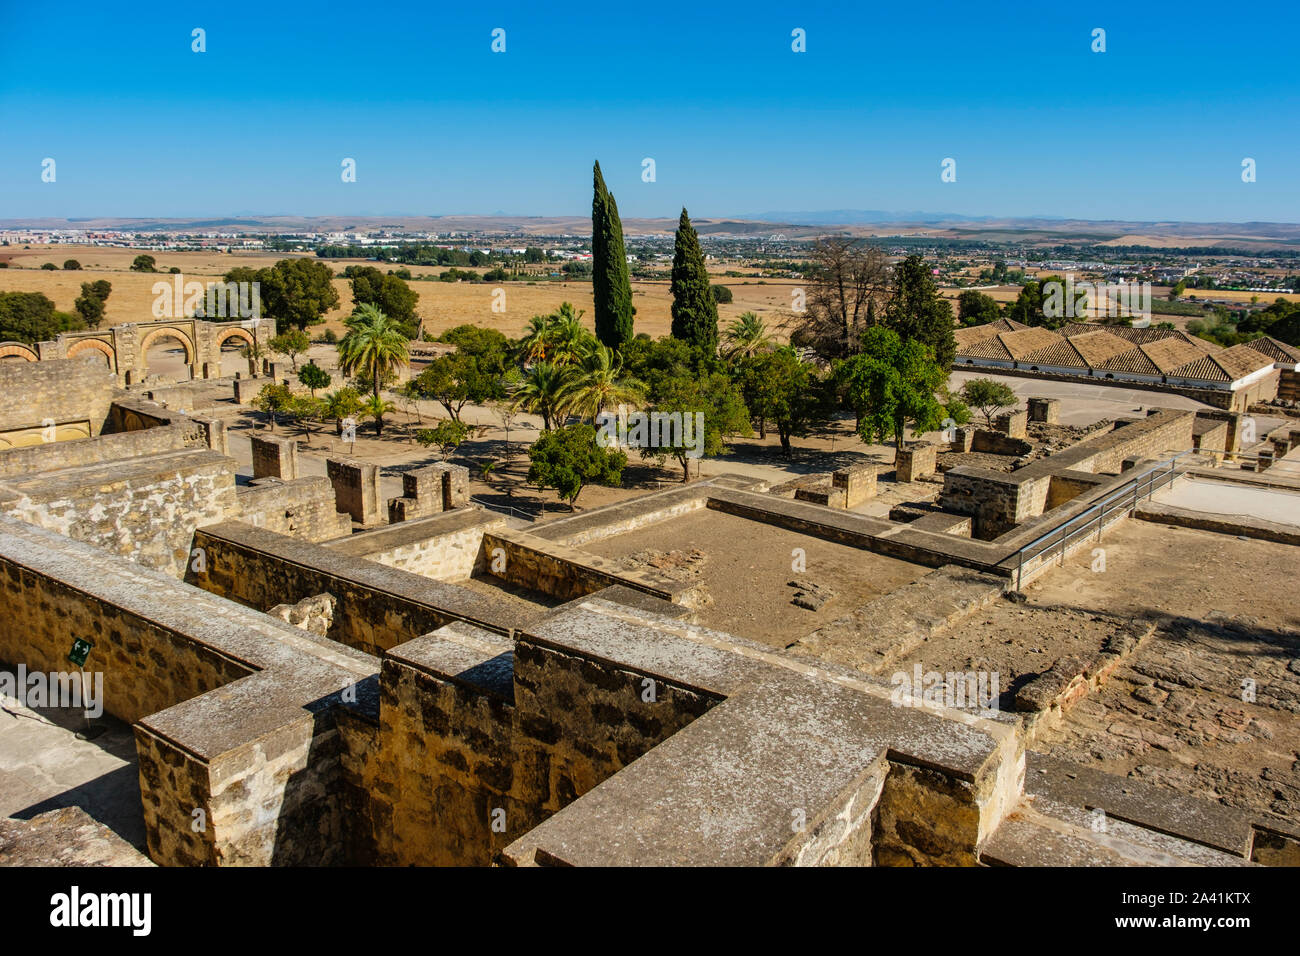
591 161 635 350
669 208 719 353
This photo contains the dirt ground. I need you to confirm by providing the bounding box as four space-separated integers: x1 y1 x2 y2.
914 519 1300 824
582 509 929 647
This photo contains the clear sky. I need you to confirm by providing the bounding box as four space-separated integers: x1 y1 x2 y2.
1 0 1296 223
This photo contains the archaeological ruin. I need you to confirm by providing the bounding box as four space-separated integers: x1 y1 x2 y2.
1 352 1298 868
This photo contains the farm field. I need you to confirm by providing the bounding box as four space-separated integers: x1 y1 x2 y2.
0 244 802 342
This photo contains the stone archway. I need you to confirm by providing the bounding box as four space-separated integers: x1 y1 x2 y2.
139 327 196 381
215 326 256 377
215 327 255 350
65 338 116 368
0 342 38 362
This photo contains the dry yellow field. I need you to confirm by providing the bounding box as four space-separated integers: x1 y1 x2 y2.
0 244 801 343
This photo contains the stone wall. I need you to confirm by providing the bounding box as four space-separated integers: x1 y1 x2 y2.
0 420 203 480
0 449 238 577
971 429 1033 457
191 521 529 654
0 358 117 439
482 526 690 604
330 508 503 582
994 409 1029 439
939 469 1052 539
236 477 352 542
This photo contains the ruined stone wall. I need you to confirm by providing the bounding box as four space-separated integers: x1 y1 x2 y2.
236 477 352 542
482 527 682 603
0 450 238 577
191 521 524 654
361 522 492 581
0 358 117 437
0 420 203 479
372 621 719 866
939 470 1052 539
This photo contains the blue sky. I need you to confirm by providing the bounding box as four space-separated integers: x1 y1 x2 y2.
1 0 1297 223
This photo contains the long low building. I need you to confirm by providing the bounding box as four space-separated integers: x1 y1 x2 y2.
954 319 1300 410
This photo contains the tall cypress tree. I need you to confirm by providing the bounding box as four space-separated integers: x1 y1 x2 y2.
591 161 635 350
669 207 719 353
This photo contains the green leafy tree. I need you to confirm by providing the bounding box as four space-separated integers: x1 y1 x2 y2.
231 258 340 330
1006 275 1083 330
337 303 409 398
73 280 112 329
528 423 627 510
591 161 635 349
40 262 58 270
956 290 1002 327
284 395 324 440
298 361 331 397
0 291 84 343
669 208 720 353
63 259 81 270
324 387 363 436
346 265 420 337
735 347 822 456
711 284 733 304
959 378 1018 426
416 419 472 459
841 326 948 463
269 329 311 370
253 383 294 432
884 255 957 371
642 371 751 482
131 254 157 272
413 352 502 423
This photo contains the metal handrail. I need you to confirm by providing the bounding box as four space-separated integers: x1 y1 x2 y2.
470 495 536 522
1012 451 1194 590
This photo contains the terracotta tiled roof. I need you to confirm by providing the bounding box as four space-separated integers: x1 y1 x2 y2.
1096 346 1162 376
1167 345 1272 383
953 318 1030 350
1017 338 1088 369
1069 330 1135 366
1242 336 1300 365
999 327 1064 360
960 335 1014 361
1139 337 1212 373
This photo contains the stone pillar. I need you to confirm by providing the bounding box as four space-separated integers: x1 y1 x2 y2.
441 463 469 510
1027 398 1060 424
994 409 1028 439
387 464 449 523
833 464 877 508
233 378 262 405
895 443 937 483
327 457 382 525
1257 450 1274 472
951 427 976 453
252 435 299 480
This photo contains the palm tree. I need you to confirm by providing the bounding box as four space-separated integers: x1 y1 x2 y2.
548 303 593 367
722 312 773 361
557 344 645 422
361 394 396 436
518 314 553 365
511 361 568 430
337 303 410 399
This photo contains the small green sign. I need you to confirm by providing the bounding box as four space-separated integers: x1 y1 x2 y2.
68 638 94 667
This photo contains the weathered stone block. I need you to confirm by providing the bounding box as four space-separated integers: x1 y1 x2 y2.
895 443 937 483
994 409 1028 439
251 434 299 480
327 456 382 526
1027 397 1060 424
832 464 877 507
